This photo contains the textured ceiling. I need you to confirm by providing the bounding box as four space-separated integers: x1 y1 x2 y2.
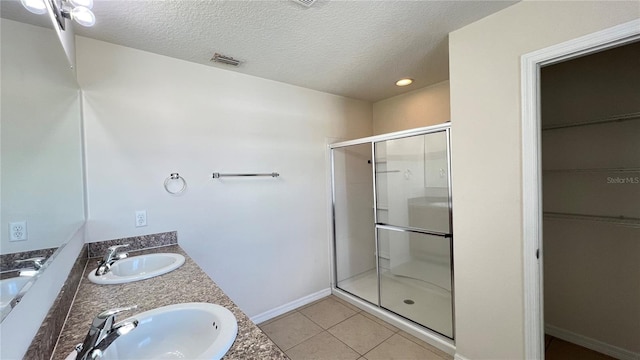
2 0 518 102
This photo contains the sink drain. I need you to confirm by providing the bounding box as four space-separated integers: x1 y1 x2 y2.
403 299 415 305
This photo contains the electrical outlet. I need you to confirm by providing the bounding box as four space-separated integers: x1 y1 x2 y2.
9 221 27 241
135 210 147 227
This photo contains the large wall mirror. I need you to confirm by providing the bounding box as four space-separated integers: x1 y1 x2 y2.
0 6 85 321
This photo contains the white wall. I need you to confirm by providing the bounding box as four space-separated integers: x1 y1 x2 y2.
372 81 450 135
448 2 639 359
76 37 373 317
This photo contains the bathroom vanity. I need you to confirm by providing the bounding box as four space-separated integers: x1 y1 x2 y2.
42 245 287 360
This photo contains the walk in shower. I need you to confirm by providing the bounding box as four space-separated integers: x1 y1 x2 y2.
330 123 454 339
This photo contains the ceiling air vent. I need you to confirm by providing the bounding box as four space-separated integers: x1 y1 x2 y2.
210 53 241 67
291 0 317 8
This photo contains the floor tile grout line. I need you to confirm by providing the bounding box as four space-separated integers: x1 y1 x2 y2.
297 298 359 330
323 330 364 358
323 310 361 330
258 310 323 352
297 308 329 329
325 312 398 357
330 294 365 313
286 329 329 353
363 332 451 360
298 297 443 357
284 330 360 359
360 311 401 334
285 300 384 358
256 327 284 352
358 328 398 358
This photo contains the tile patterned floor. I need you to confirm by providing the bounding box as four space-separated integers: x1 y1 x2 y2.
259 295 453 360
260 299 619 360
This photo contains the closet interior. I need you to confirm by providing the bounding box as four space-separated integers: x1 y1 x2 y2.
541 41 640 360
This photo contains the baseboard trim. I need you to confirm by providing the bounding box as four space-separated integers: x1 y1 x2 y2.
545 324 639 360
250 288 331 324
454 354 470 360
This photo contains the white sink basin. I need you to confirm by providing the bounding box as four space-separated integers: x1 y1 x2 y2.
88 253 185 285
65 302 238 360
0 276 31 311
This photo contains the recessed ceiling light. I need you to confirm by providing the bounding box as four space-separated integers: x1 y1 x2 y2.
395 78 414 87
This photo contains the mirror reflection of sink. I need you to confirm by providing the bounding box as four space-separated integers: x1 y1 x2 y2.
0 276 32 315
88 253 185 285
65 302 238 360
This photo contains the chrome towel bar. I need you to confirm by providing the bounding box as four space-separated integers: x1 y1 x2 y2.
212 172 280 179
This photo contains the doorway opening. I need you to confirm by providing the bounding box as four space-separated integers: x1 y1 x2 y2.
540 41 639 359
521 19 640 360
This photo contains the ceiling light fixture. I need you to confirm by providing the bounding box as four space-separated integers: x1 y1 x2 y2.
20 0 47 14
69 0 93 8
20 0 96 29
395 78 414 87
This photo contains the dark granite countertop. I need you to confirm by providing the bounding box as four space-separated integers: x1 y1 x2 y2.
52 245 287 360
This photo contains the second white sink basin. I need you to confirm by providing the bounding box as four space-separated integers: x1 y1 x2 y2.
88 253 185 285
65 302 238 360
111 303 237 359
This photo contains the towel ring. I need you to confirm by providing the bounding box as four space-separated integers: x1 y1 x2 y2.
164 173 187 195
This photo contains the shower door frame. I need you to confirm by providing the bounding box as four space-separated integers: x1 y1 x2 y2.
329 122 455 345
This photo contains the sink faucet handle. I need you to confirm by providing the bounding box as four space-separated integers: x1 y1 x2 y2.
107 244 130 253
104 244 130 261
76 307 139 360
97 305 138 320
15 256 46 269
93 319 139 354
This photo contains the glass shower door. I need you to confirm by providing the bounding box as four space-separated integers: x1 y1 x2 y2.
374 130 454 338
332 143 377 304
374 131 450 232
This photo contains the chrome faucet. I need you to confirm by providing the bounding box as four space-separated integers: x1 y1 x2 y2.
94 244 130 276
75 305 138 360
15 256 45 270
15 257 46 276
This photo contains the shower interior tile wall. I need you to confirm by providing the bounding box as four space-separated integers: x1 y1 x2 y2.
541 41 640 355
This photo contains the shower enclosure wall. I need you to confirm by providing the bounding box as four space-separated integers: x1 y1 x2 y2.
330 123 454 340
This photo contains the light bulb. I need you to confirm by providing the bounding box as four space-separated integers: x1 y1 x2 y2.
20 0 48 14
395 78 414 87
69 0 93 9
70 6 95 26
